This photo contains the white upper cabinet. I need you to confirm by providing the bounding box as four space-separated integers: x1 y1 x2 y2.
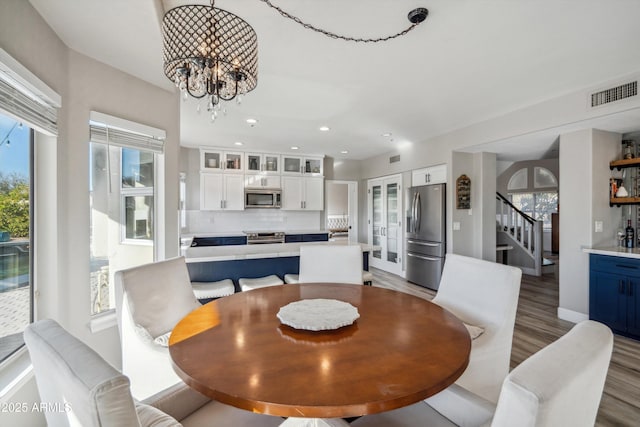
412 164 447 186
201 173 244 210
245 153 280 174
244 174 281 189
282 155 323 176
200 149 244 173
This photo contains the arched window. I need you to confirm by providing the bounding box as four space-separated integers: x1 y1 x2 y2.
507 168 528 191
534 167 557 188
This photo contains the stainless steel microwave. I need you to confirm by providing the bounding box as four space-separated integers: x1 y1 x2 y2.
245 188 282 208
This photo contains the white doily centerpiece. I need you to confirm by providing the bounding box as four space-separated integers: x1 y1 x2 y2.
277 299 360 331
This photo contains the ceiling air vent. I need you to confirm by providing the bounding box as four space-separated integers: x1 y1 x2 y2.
390 155 400 163
591 81 637 107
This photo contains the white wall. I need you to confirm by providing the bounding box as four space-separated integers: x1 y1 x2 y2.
451 152 475 256
326 182 348 216
476 152 497 261
558 128 620 322
0 2 180 424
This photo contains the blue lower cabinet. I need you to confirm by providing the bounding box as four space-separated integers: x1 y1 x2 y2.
188 250 371 294
188 257 299 290
191 236 247 247
589 254 640 339
302 233 329 242
284 233 329 243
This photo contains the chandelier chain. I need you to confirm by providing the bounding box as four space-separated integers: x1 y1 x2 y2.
259 0 420 43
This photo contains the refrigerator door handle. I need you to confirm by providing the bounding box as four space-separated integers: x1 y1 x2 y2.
415 192 422 232
407 253 440 262
410 191 417 233
407 240 439 246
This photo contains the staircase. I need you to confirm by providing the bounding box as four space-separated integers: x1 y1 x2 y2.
496 193 543 276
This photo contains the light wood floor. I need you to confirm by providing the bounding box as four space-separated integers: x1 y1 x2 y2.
370 266 640 427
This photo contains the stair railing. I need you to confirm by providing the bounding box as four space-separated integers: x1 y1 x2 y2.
496 192 542 275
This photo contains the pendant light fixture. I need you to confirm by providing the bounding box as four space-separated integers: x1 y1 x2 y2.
162 1 428 123
162 1 258 122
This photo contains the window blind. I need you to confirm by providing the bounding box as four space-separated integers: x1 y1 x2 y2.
0 61 59 136
89 124 165 154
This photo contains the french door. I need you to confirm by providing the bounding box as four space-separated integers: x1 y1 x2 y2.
368 175 403 275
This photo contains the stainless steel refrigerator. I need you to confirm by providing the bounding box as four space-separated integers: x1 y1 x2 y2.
406 183 446 290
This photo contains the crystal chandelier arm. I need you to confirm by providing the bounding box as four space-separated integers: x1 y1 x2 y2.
259 0 428 43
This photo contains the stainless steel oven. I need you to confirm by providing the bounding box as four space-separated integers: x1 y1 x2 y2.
244 188 282 209
245 231 285 244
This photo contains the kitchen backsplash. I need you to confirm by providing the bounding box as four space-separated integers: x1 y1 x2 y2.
183 209 322 234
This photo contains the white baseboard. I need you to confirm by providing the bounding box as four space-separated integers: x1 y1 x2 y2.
557 307 589 324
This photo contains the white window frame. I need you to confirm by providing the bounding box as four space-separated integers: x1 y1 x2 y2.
120 147 155 245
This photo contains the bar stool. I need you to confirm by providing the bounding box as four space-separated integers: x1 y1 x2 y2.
362 270 373 286
284 273 299 284
239 275 284 292
191 279 235 300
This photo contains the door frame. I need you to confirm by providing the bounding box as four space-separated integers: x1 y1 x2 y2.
324 180 358 243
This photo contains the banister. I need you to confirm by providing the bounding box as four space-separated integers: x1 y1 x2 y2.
496 192 536 224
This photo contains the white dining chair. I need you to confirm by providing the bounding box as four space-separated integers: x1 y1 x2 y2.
430 254 522 404
115 256 202 400
351 320 614 427
25 319 283 427
298 244 363 284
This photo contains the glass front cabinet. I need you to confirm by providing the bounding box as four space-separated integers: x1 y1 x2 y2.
245 153 280 174
200 149 243 173
282 155 323 176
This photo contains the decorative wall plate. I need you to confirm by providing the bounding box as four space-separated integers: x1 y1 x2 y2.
277 299 360 331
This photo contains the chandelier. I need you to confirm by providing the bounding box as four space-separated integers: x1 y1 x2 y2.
162 1 428 122
162 1 258 122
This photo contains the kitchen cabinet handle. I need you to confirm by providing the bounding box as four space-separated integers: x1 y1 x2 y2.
619 280 625 294
220 200 223 209
630 282 634 297
407 253 439 262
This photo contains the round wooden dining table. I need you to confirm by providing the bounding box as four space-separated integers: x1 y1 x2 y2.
169 283 470 424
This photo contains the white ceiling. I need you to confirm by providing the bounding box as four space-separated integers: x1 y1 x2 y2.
28 0 640 160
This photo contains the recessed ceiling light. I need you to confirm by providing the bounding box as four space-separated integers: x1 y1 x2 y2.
381 132 392 137
341 150 348 154
234 141 244 146
246 118 258 125
291 146 299 150
319 126 330 132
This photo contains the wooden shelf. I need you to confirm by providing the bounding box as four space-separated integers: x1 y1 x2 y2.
610 158 640 170
610 197 640 206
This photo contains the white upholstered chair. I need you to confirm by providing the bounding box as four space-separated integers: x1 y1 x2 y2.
298 244 363 284
430 254 522 405
352 320 614 427
115 256 202 400
25 319 282 427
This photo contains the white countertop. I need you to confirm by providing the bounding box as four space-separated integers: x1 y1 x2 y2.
183 241 377 263
583 246 640 259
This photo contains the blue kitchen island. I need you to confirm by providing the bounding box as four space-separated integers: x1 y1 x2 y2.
183 240 375 293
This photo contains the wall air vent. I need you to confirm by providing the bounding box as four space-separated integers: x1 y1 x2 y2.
390 155 400 163
591 81 637 107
